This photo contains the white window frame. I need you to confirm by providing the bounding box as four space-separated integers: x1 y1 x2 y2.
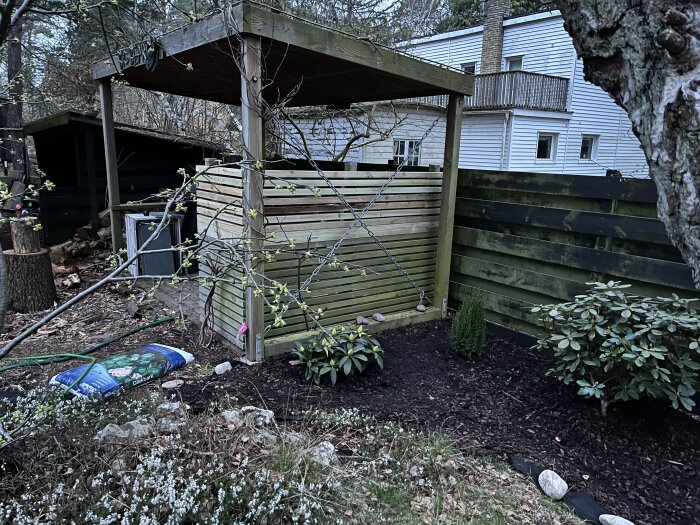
461 61 477 74
393 139 421 166
505 55 524 72
579 134 599 161
535 132 558 162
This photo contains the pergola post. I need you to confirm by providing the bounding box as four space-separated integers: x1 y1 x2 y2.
435 94 464 317
98 78 123 253
241 35 265 362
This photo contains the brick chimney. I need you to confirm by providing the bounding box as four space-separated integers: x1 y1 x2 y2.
479 0 509 74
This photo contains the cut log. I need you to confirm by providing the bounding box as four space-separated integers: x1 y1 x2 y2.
5 248 56 312
10 217 41 254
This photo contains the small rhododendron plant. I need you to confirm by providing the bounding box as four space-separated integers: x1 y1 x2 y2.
533 281 700 415
290 325 384 384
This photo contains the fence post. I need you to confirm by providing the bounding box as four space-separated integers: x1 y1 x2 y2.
435 94 464 317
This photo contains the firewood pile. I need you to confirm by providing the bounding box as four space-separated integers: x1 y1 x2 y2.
50 209 113 267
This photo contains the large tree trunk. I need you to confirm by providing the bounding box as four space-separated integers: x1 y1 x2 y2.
554 1 700 288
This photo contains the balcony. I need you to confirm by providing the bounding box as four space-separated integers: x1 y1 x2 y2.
400 71 570 112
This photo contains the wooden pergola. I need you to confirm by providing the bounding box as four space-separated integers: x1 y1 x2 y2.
92 1 473 360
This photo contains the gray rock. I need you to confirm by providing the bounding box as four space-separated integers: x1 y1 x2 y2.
538 469 568 500
416 304 426 312
280 429 304 445
221 409 242 427
214 361 233 375
161 379 184 390
599 515 635 525
96 419 151 445
156 417 184 434
356 316 370 325
253 429 278 447
240 406 275 426
372 313 385 322
308 441 337 465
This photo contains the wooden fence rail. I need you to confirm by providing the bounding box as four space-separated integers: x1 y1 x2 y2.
400 71 569 112
449 169 698 337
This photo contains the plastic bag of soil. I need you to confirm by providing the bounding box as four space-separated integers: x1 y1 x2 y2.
49 344 194 399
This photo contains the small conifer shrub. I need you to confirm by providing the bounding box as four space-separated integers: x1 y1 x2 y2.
450 294 486 358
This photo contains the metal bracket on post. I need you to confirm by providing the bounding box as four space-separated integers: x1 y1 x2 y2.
255 333 263 362
442 298 448 317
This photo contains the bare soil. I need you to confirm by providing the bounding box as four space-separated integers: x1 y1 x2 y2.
181 320 700 525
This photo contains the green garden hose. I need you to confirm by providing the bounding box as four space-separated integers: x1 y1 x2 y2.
0 316 175 374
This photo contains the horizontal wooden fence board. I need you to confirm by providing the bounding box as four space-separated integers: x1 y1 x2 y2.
453 227 695 291
458 169 658 203
456 198 671 245
450 169 698 338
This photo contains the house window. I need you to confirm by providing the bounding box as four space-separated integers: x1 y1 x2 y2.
461 61 476 74
536 132 557 161
393 139 421 166
580 134 599 160
506 56 523 71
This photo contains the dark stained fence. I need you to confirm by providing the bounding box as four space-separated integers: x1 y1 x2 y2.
449 169 698 337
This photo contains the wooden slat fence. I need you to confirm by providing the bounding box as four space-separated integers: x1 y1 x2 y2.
197 166 441 346
450 169 698 337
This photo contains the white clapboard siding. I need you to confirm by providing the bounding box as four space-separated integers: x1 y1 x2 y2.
501 15 573 78
402 10 649 177
405 28 483 72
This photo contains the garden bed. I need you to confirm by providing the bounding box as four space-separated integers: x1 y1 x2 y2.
3 272 698 525
181 320 700 525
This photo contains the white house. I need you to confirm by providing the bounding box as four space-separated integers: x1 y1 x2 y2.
281 5 648 177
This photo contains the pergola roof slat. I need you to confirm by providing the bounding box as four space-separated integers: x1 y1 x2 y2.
91 2 473 107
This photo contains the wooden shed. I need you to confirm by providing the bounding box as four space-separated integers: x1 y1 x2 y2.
25 110 217 244
92 1 474 360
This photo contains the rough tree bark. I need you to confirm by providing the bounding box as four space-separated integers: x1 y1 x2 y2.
4 218 55 313
554 1 700 288
7 18 23 174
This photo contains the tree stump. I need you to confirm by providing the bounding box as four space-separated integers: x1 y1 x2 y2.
11 218 42 253
4 218 56 312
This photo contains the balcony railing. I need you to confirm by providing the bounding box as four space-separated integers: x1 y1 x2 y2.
398 71 570 112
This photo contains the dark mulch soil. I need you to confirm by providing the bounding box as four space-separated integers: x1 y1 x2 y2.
181 320 700 525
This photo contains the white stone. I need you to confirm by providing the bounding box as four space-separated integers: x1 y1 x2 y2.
221 409 242 427
241 406 275 426
356 316 370 325
416 304 426 312
538 469 568 500
372 313 385 322
308 441 337 465
214 361 233 375
599 515 635 525
96 419 151 445
161 379 184 390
